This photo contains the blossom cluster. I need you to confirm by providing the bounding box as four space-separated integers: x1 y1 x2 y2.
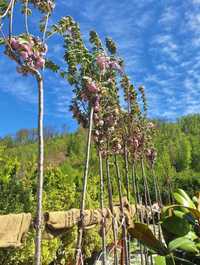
145 148 157 166
93 105 122 157
30 0 55 13
70 77 101 127
6 35 47 73
96 54 122 75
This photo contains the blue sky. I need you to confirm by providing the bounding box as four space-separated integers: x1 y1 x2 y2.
1 0 200 136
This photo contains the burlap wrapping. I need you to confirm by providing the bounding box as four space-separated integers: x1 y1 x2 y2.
44 207 111 237
0 213 32 248
44 201 134 238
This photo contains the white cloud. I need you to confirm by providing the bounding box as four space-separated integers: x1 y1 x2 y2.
0 60 37 104
192 0 200 4
159 6 177 25
152 34 179 61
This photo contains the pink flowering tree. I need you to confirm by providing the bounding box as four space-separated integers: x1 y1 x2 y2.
0 2 160 263
46 15 160 264
0 1 55 264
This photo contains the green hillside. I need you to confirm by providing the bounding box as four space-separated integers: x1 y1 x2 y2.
0 114 200 264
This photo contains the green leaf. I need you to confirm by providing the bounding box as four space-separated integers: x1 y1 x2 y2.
18 37 30 45
196 242 200 249
0 37 5 45
128 223 169 255
162 215 190 236
173 209 185 218
45 59 60 73
185 231 198 241
0 0 8 13
166 255 176 265
177 189 196 209
169 237 199 253
21 6 32 15
154 256 166 265
173 193 192 208
163 204 200 220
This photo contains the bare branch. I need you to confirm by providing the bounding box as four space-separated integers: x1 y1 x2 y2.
42 12 50 43
24 0 29 35
0 0 14 19
8 0 15 40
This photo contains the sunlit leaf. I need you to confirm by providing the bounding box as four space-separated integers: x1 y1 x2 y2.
128 223 169 255
154 256 166 265
169 237 199 253
177 189 196 209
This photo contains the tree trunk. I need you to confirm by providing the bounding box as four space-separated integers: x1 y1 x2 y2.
75 107 94 265
114 155 129 265
34 72 44 265
99 151 107 265
106 156 119 265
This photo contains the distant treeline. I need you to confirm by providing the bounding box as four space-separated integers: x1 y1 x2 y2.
0 124 69 146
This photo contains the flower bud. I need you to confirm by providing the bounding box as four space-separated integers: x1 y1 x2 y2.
99 120 104 126
20 51 29 60
35 58 45 69
10 38 19 50
87 81 99 93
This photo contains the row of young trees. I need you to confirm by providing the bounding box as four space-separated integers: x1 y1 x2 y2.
0 1 158 264
1 1 200 265
45 15 160 265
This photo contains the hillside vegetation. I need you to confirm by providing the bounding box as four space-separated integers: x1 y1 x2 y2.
0 114 200 264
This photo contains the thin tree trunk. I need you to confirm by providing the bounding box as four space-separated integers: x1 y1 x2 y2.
151 168 162 240
131 163 145 265
98 151 107 265
124 148 130 201
131 163 139 217
106 156 119 265
114 155 129 265
141 159 154 265
123 149 131 261
141 159 156 233
75 107 94 265
35 72 44 265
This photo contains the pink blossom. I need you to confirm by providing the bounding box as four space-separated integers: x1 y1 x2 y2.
133 139 139 148
95 130 100 136
26 46 33 56
86 81 99 93
19 44 30 52
94 136 99 142
109 61 122 72
96 55 109 73
99 120 104 126
146 149 152 156
94 103 100 112
10 38 20 50
34 51 40 58
35 58 45 69
147 122 154 129
20 51 29 60
93 113 99 121
117 143 122 150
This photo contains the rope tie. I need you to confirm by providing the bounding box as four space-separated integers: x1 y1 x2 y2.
76 248 84 265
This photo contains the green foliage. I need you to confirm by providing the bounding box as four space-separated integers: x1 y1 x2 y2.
129 189 200 264
0 0 8 15
1 114 200 263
